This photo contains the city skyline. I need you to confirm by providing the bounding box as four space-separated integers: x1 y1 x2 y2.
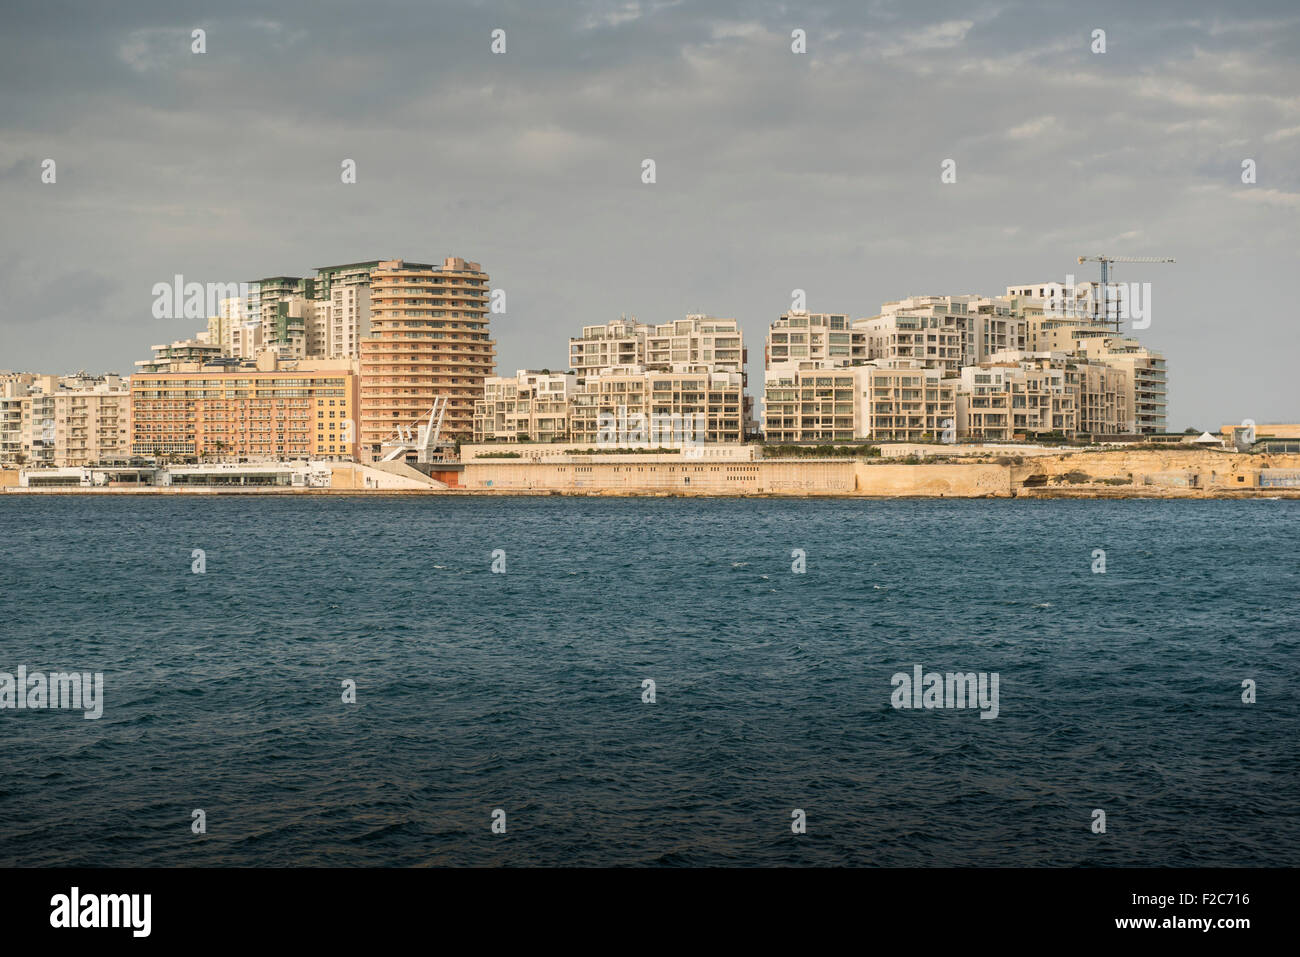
3 1 1299 430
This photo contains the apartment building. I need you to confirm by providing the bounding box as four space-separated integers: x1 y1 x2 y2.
135 337 223 373
20 383 59 467
50 387 131 467
358 257 494 453
569 317 649 378
855 312 963 377
229 320 264 359
1007 281 1112 322
243 282 261 330
327 283 371 359
763 359 955 443
206 297 246 355
1076 336 1167 434
1010 285 1165 434
1027 313 1114 353
255 276 306 355
302 297 330 359
569 369 746 445
246 263 414 361
866 295 1028 370
1 375 37 466
954 360 1075 441
1 373 130 467
473 369 577 443
860 361 958 442
0 373 36 466
763 362 858 442
131 357 358 461
645 316 747 379
569 315 746 379
764 312 864 374
1068 357 1130 436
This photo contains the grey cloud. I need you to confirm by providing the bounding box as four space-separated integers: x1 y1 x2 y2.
0 0 1297 426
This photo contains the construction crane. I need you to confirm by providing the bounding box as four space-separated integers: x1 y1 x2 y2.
1076 255 1175 333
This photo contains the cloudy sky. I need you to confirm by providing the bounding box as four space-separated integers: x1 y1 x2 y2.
2 0 1297 429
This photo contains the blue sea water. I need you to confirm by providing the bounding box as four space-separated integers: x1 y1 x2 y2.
0 494 1296 867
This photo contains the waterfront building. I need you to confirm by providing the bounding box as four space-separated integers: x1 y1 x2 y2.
1 373 130 467
130 357 359 461
358 257 494 453
569 318 649 378
953 359 1074 441
763 359 955 443
569 369 746 445
764 312 864 375
472 370 577 443
855 311 964 377
863 295 1028 371
569 315 746 380
49 386 131 467
1075 337 1167 434
645 316 747 379
1 373 39 467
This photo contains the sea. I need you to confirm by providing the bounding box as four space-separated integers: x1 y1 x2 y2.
1 495 1296 866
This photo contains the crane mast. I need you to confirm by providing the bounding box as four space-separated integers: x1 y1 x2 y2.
1076 255 1175 333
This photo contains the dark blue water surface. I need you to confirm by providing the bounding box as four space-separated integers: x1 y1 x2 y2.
0 495 1296 866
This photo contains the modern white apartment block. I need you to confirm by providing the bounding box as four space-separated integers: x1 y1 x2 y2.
855 311 963 377
1069 355 1131 436
760 279 1162 442
569 318 650 378
868 295 1028 369
978 350 1135 438
1076 336 1167 434
569 370 746 445
1007 281 1113 322
569 315 746 380
206 297 247 354
764 312 864 374
243 282 261 327
254 276 302 355
954 358 1075 441
473 369 578 443
858 360 957 442
763 359 956 443
644 315 746 378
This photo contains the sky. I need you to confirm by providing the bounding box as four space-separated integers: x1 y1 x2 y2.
1 0 1297 430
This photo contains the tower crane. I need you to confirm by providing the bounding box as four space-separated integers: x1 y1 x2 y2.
1076 255 1175 333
